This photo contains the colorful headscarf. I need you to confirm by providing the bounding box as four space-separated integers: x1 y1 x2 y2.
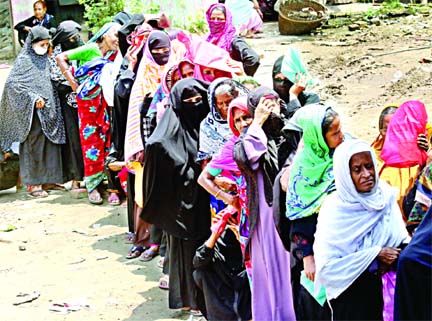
89 22 119 43
205 3 237 52
285 104 336 220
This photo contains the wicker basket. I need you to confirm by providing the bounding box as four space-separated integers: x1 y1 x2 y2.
278 0 327 35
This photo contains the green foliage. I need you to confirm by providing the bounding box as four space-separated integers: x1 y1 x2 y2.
78 0 124 32
124 0 160 14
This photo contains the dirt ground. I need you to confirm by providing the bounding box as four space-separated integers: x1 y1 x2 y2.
1 6 432 321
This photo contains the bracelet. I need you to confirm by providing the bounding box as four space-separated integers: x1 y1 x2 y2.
214 189 222 198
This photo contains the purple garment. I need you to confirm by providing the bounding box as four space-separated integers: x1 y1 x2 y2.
205 3 237 52
243 123 296 321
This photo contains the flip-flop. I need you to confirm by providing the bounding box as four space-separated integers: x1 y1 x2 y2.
126 246 144 259
108 193 120 206
159 274 169 290
139 247 159 262
28 189 48 198
88 191 103 205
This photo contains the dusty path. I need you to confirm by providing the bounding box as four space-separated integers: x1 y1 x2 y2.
1 8 432 320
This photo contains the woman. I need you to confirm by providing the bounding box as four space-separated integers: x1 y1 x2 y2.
49 20 86 196
141 79 211 314
372 103 429 217
314 139 409 320
56 22 121 204
206 3 260 76
198 96 252 276
0 26 65 198
284 104 343 320
14 1 56 47
234 87 296 321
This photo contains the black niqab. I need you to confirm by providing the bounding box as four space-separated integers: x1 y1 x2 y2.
118 14 145 56
51 20 82 47
147 30 171 66
141 79 211 240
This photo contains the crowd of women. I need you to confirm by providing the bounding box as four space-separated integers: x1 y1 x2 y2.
0 0 431 320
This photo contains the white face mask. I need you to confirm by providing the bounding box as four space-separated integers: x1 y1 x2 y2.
32 45 47 56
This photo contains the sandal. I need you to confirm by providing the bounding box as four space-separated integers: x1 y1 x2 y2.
139 246 159 262
159 274 169 290
28 189 48 198
125 246 145 259
108 193 120 206
88 190 103 205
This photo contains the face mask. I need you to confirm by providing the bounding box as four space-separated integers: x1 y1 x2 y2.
151 51 170 66
273 79 291 103
62 37 84 51
263 112 284 137
209 21 225 34
32 45 47 55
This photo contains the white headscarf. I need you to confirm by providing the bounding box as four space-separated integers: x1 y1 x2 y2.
314 139 408 300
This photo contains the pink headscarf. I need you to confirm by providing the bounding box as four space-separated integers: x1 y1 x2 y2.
208 96 249 173
206 3 237 52
381 100 428 168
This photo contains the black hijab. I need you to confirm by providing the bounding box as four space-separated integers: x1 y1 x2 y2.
146 30 171 66
112 11 133 26
51 20 83 50
117 13 145 56
272 55 307 105
140 79 211 240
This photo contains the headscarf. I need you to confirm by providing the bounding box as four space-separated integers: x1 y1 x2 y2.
51 20 82 48
272 55 307 105
89 22 119 43
206 3 237 52
0 26 65 152
381 100 428 168
197 78 248 161
112 11 132 26
118 14 146 56
285 104 336 220
314 139 408 300
208 96 249 173
124 30 171 162
140 79 211 240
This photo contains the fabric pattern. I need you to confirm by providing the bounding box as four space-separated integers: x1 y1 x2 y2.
0 27 65 152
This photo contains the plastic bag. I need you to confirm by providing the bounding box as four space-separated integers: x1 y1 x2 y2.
381 100 428 168
281 47 315 86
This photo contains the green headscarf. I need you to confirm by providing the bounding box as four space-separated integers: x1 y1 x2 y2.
285 104 336 220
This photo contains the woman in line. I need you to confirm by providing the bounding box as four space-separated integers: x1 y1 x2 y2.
206 3 260 76
49 20 86 196
14 1 56 47
0 26 65 198
56 22 121 204
284 104 343 320
372 103 429 218
314 139 409 320
234 87 296 320
198 96 253 277
141 79 211 316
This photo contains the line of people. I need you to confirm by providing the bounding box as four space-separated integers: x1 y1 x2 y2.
1 1 431 321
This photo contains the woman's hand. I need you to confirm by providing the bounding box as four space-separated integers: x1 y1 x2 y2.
226 58 244 76
303 255 316 281
377 247 401 266
417 134 430 152
35 98 45 109
252 97 273 127
213 176 237 192
126 46 138 71
289 73 308 100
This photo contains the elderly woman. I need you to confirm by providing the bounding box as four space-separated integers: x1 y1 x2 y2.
206 3 260 76
0 26 65 198
56 22 121 204
14 0 56 47
314 139 410 321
